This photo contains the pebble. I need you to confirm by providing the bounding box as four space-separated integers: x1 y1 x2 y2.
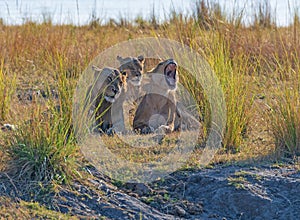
174 205 186 217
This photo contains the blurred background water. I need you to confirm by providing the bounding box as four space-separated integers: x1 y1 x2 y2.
0 0 298 26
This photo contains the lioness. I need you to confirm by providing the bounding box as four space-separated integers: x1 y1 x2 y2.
117 55 144 87
111 55 145 132
89 66 127 133
133 59 178 134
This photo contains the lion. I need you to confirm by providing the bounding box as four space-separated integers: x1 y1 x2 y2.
88 66 127 134
111 55 145 133
133 59 178 134
117 55 144 87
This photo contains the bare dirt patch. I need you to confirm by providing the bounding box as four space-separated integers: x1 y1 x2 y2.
1 164 299 219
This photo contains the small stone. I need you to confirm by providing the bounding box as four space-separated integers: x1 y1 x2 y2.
1 124 16 131
187 203 203 215
136 183 152 196
124 183 152 196
174 205 186 217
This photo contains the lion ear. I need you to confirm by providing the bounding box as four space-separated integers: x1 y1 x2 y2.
121 71 127 77
117 55 124 63
92 65 101 78
138 55 145 63
92 65 101 72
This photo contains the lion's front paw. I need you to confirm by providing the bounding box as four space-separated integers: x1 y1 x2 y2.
106 128 116 136
156 125 172 134
141 126 155 134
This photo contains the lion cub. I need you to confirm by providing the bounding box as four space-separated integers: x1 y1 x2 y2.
133 59 178 134
89 66 127 134
117 55 144 87
111 55 145 133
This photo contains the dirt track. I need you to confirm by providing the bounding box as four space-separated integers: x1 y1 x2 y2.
36 164 300 219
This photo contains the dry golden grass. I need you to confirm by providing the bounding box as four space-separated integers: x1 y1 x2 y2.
0 3 299 214
0 21 298 152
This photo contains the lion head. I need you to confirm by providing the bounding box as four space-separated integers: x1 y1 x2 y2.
148 59 178 91
117 55 145 87
91 66 127 103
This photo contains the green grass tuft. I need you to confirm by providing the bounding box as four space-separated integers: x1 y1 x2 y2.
4 61 81 197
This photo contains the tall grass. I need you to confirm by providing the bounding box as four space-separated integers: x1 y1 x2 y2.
202 34 253 151
271 86 300 157
193 0 226 29
7 102 77 185
160 2 253 152
253 0 274 28
269 54 300 158
0 60 16 121
0 0 299 194
4 54 81 198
